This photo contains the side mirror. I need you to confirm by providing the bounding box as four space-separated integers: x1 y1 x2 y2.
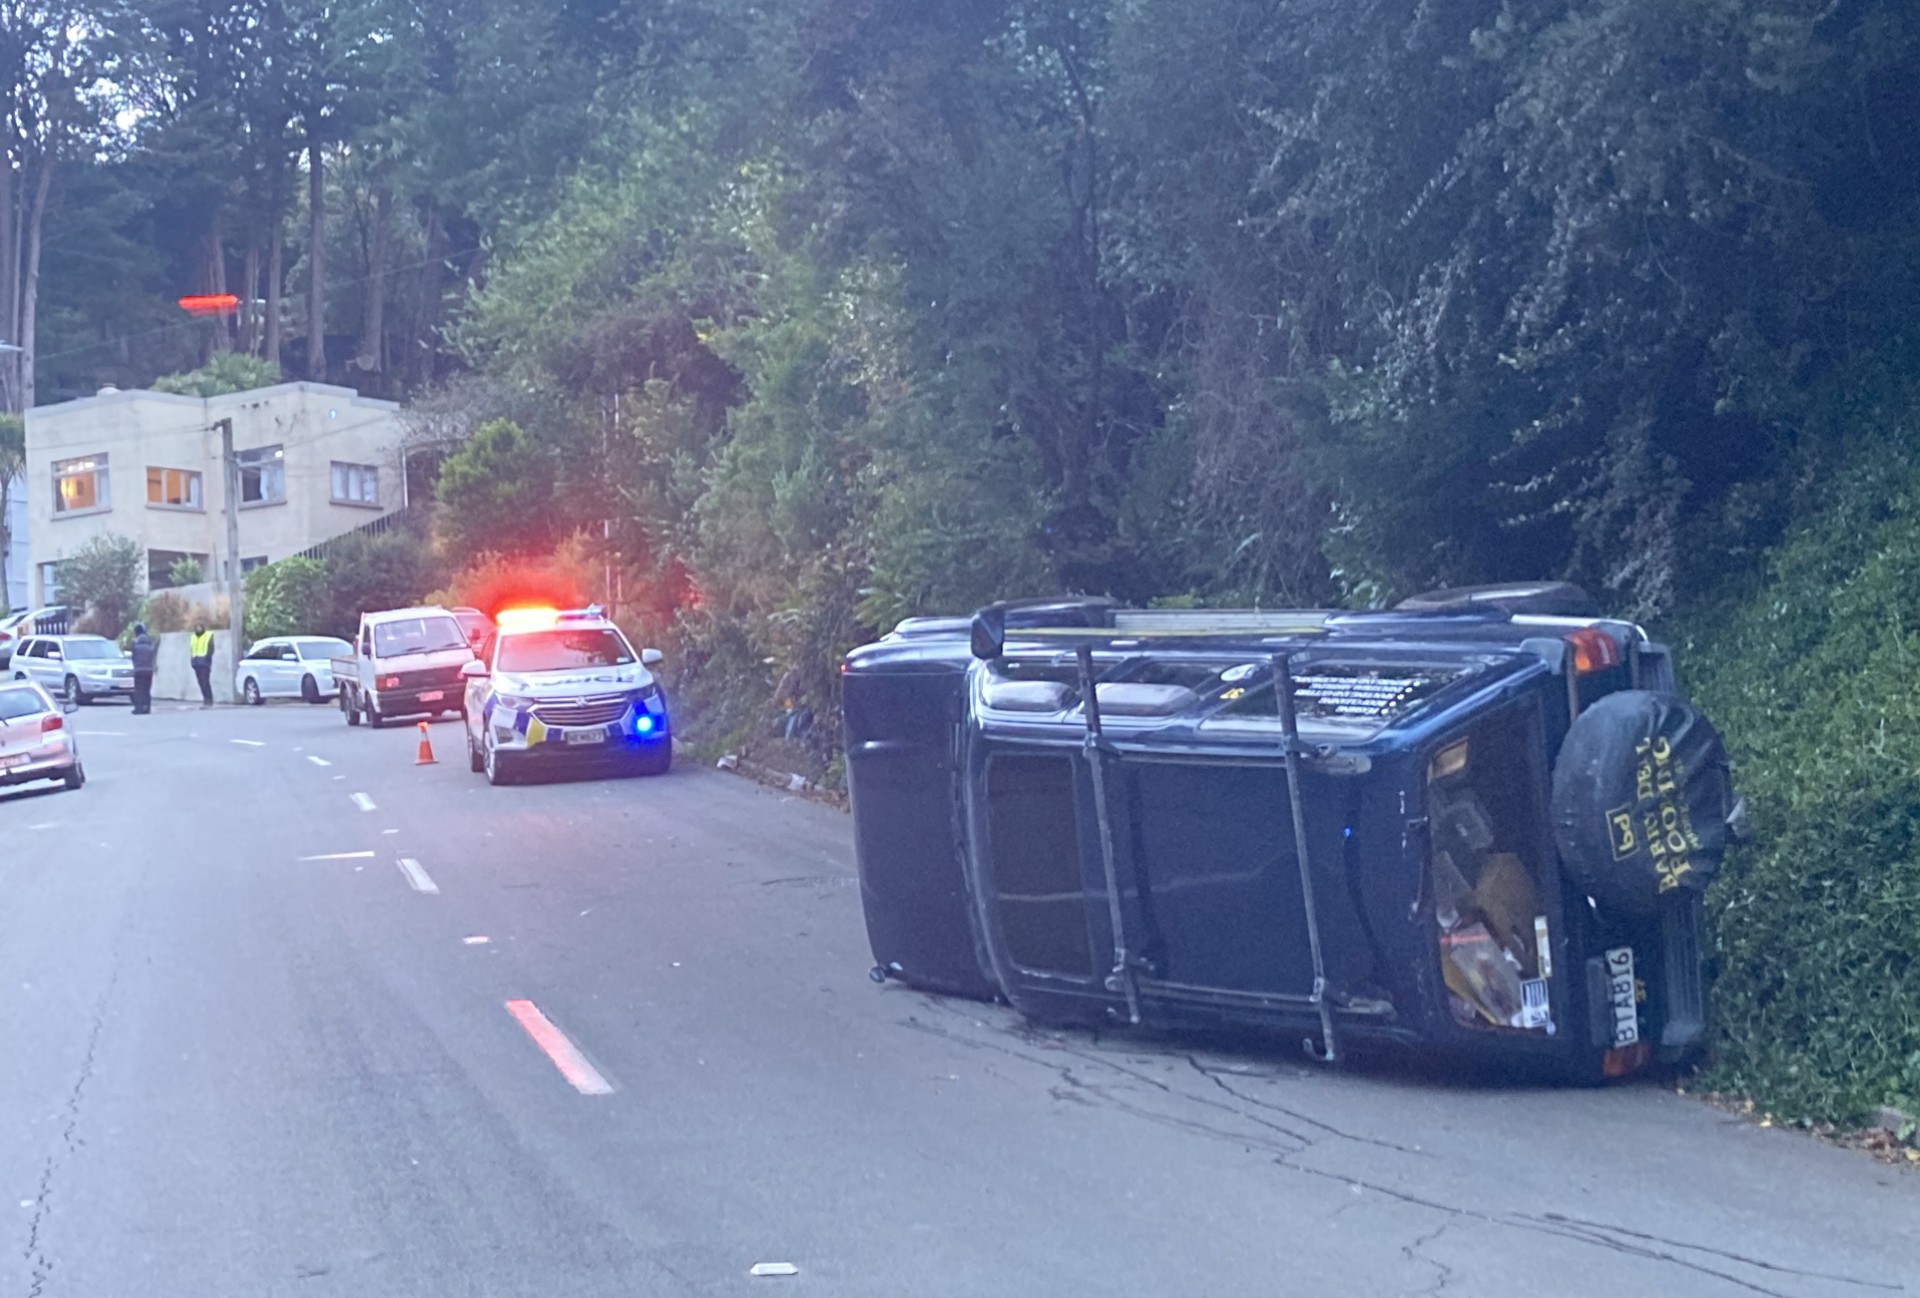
459 660 488 679
970 606 1007 660
641 648 665 668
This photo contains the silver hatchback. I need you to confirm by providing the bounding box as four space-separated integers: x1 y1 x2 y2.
0 681 83 791
11 634 136 706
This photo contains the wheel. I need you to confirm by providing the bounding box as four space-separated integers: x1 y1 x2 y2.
301 674 322 704
63 675 83 707
62 762 84 790
344 690 361 726
365 699 385 729
633 736 673 776
483 730 514 785
243 677 263 706
467 723 485 773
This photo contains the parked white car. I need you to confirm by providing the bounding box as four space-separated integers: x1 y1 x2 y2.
0 679 83 791
237 636 353 704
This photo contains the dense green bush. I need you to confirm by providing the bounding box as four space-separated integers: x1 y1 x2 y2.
1673 451 1920 1123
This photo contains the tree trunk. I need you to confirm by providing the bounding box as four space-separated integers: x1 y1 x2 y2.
205 221 231 353
0 141 17 413
265 218 284 371
305 129 326 380
360 183 391 375
413 201 444 387
240 242 261 355
19 158 54 411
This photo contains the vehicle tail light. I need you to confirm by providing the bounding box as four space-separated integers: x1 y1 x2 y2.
382 676 400 689
1566 628 1621 674
41 715 63 733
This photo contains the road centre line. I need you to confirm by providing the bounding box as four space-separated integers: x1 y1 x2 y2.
396 858 439 894
231 739 265 747
307 755 331 767
351 792 376 811
300 851 376 861
505 1001 614 1096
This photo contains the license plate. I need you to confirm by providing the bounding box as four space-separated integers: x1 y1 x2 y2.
1604 946 1639 1047
563 729 606 746
0 754 26 769
418 690 444 703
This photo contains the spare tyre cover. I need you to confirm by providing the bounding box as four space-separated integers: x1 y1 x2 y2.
1551 690 1732 919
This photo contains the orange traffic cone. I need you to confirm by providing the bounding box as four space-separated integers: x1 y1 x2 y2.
416 720 437 765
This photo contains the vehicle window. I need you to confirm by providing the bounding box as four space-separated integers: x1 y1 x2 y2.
18 639 39 657
0 687 45 720
246 642 276 661
496 628 634 674
62 640 123 660
372 616 468 658
478 633 498 666
298 639 351 661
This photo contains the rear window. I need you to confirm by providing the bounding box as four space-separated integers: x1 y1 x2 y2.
0 687 45 720
372 616 467 657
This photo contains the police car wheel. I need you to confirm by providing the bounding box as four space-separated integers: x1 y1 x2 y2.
483 731 514 785
635 737 672 776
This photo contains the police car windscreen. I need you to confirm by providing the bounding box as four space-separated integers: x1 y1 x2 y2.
373 617 467 657
498 628 634 674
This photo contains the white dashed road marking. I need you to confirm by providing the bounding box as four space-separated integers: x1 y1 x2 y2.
396 858 439 894
307 755 331 767
350 792 377 812
299 851 376 861
505 1001 614 1096
231 739 264 747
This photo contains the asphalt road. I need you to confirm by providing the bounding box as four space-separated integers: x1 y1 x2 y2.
0 702 1913 1298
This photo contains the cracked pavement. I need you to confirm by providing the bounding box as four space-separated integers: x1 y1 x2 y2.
1 705 1913 1296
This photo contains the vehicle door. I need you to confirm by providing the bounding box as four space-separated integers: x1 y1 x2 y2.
264 641 304 695
242 641 287 695
24 640 61 691
464 632 497 744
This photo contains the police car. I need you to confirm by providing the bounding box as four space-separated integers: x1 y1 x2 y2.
460 606 671 785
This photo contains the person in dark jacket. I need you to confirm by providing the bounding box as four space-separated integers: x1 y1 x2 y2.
129 623 156 715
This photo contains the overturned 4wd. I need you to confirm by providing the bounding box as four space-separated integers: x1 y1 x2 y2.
842 585 1740 1082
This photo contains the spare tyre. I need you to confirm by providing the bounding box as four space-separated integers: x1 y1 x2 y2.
1551 690 1733 919
1398 582 1599 618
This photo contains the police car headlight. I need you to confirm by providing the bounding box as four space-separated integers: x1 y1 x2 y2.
495 693 536 712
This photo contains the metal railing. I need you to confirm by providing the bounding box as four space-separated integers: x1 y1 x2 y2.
291 504 421 565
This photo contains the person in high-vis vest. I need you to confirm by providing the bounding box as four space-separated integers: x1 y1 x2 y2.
188 621 216 708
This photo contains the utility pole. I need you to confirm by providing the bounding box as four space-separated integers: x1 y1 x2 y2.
217 418 245 651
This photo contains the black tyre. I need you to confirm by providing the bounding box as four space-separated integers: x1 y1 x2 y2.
483 731 514 785
301 674 322 704
633 737 673 776
467 725 485 773
366 699 385 730
344 689 361 725
243 677 263 705
62 762 84 790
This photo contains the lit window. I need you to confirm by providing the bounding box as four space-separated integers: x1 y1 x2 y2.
52 454 110 514
330 461 379 506
147 466 203 510
236 445 285 505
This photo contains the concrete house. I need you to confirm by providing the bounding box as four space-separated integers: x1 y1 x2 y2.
24 382 406 609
